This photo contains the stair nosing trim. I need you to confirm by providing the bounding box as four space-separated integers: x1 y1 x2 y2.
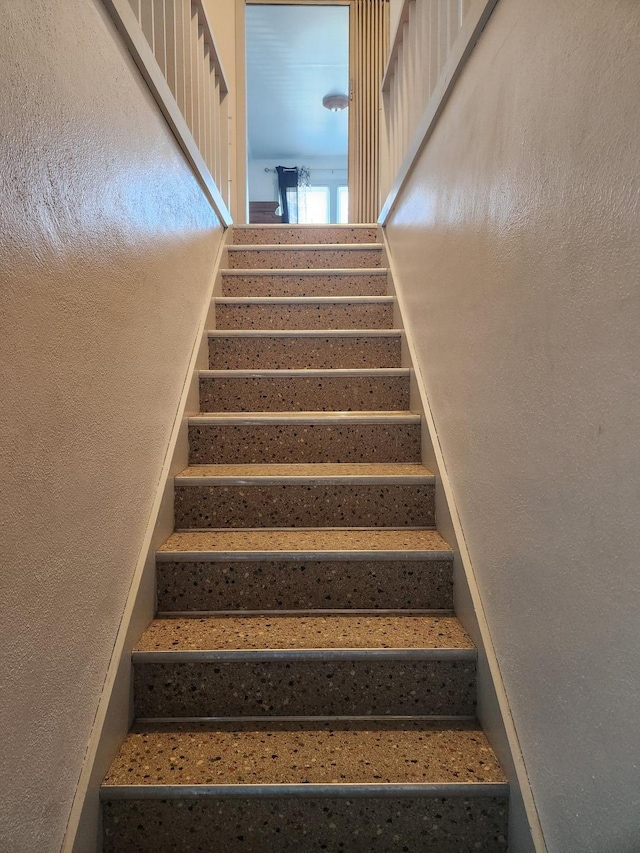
227 243 382 251
156 548 452 562
207 329 402 337
214 295 393 304
100 782 509 800
132 648 476 663
233 224 378 230
189 413 420 426
221 267 387 276
200 368 410 377
156 609 455 617
135 714 473 724
174 474 435 486
177 526 435 532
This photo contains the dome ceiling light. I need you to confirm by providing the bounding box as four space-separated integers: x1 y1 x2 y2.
322 93 349 112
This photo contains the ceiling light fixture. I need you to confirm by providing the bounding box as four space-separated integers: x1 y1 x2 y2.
322 93 349 112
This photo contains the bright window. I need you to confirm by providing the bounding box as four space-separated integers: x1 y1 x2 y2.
338 186 349 223
299 187 330 224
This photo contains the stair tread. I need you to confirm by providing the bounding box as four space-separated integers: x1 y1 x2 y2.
102 720 506 788
159 528 451 556
135 614 473 653
176 462 433 481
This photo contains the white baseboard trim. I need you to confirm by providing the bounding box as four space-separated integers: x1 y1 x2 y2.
381 230 547 853
61 230 229 853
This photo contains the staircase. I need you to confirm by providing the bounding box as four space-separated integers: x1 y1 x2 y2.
101 225 508 851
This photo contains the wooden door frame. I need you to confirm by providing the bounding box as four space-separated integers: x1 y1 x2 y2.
239 0 353 224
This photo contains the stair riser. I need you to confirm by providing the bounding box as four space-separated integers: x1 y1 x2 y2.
156 559 454 611
134 660 476 718
216 303 393 330
208 336 401 370
174 483 435 529
227 248 383 269
233 227 378 244
199 375 410 412
188 424 421 464
103 796 508 853
221 272 388 297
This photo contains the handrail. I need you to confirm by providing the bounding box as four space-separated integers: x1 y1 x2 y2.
379 0 497 224
104 0 232 226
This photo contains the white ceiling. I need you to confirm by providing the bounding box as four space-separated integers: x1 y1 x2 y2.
246 4 350 160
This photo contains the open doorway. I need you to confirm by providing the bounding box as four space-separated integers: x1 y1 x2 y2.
245 3 350 224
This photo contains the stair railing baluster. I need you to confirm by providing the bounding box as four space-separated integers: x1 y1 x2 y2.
100 0 232 224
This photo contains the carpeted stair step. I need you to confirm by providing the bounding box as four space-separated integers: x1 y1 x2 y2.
173 463 435 529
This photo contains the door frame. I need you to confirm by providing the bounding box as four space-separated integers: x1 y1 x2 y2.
239 0 353 224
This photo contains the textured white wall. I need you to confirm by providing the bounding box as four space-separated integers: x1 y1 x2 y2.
385 1 640 850
0 1 223 850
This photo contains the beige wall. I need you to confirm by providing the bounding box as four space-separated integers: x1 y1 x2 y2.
385 0 640 850
0 1 223 850
389 0 403 41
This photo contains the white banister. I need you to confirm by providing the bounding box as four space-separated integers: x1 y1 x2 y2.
103 0 232 226
380 0 498 224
